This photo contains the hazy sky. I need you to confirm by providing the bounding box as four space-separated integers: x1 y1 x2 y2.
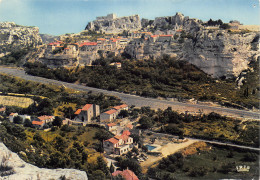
0 0 259 35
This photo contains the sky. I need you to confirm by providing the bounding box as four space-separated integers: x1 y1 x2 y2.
0 0 259 35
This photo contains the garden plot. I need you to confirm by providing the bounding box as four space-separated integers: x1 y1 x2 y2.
0 95 34 108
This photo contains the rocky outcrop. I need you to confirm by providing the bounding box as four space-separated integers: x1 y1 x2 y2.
0 142 88 180
85 13 141 34
151 12 202 32
0 22 42 56
125 29 259 78
182 30 259 78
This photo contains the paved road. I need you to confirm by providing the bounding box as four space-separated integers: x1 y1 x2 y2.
0 67 259 120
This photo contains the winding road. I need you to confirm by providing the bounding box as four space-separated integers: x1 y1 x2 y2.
0 67 259 120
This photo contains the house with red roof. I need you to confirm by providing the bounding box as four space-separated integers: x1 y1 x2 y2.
103 132 134 155
31 115 54 128
113 104 129 113
80 42 98 52
74 104 100 123
100 109 118 122
112 169 139 180
9 113 18 122
109 62 122 69
32 120 45 128
37 115 54 123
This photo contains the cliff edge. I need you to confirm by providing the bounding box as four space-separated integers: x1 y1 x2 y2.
0 142 88 180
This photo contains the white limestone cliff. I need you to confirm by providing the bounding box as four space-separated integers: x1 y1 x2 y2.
0 142 88 180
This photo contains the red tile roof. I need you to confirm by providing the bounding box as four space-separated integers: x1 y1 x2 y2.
122 130 131 136
106 137 119 144
113 104 128 110
159 34 173 37
9 113 17 116
107 123 116 127
150 35 159 38
112 170 139 180
104 109 118 115
38 115 53 121
82 104 92 111
97 38 106 41
79 42 97 47
114 134 129 141
32 121 44 126
74 109 82 115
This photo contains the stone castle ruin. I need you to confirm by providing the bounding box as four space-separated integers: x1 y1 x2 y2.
85 13 142 34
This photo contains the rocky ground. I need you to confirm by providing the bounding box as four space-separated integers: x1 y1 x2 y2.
0 142 88 180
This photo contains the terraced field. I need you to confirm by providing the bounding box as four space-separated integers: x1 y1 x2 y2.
0 95 34 108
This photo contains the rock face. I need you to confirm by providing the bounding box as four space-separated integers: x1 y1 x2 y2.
85 13 141 33
0 142 88 180
0 22 42 56
125 29 259 78
151 12 202 32
182 30 259 78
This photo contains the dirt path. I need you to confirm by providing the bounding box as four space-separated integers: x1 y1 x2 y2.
141 139 198 173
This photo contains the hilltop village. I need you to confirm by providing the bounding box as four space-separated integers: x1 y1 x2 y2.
35 13 259 78
41 29 182 68
0 12 259 180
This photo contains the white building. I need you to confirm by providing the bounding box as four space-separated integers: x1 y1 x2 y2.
9 113 18 123
104 133 134 155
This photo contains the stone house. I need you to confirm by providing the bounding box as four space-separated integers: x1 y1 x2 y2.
80 42 97 52
37 115 54 124
9 113 18 122
74 104 100 123
100 109 118 122
103 133 134 155
112 169 139 180
32 120 45 128
113 104 128 113
19 115 31 122
32 115 54 128
105 123 117 132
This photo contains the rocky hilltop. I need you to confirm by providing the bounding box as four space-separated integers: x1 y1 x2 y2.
0 22 42 57
85 13 141 33
125 29 259 78
145 12 202 32
0 142 88 180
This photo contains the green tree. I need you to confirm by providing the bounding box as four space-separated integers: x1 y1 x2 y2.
97 156 110 176
91 170 106 180
13 116 23 124
23 119 32 127
139 115 153 129
53 136 68 153
52 116 63 127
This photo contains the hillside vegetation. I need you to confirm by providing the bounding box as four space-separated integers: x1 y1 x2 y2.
25 55 259 109
0 74 121 116
0 121 113 179
137 106 259 147
148 143 259 180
